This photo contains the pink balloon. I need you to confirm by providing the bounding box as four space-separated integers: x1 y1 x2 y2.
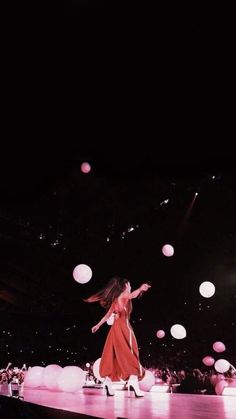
213 341 226 353
24 366 44 388
156 330 165 339
57 366 85 393
202 356 215 367
81 162 91 174
215 380 228 395
162 244 174 257
210 374 218 386
139 370 155 392
43 364 62 391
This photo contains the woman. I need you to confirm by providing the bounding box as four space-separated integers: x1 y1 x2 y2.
84 276 151 397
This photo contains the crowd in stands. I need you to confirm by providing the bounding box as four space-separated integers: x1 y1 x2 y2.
1 363 235 395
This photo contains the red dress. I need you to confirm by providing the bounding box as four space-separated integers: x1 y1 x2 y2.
99 298 145 381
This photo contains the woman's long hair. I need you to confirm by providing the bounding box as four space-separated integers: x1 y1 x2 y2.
84 276 129 310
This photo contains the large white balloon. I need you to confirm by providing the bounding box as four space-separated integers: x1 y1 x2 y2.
139 370 155 391
214 359 230 373
162 244 174 257
43 364 62 391
24 366 44 388
199 281 215 298
170 324 187 339
57 366 86 392
73 264 92 284
92 358 104 382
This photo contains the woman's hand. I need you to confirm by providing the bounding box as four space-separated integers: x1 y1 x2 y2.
140 283 151 292
91 324 100 333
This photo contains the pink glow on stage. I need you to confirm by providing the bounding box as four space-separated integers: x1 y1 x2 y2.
81 162 91 173
43 364 62 391
9 387 236 419
156 329 165 338
162 244 174 257
213 341 226 353
72 264 92 284
202 356 215 367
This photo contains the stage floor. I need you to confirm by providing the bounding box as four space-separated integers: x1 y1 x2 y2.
16 386 236 419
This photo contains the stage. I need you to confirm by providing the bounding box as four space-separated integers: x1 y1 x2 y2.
1 385 236 419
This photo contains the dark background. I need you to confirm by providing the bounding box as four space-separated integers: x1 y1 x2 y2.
0 3 235 370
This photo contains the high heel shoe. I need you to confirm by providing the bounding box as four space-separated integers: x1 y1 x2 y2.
103 377 115 396
127 375 144 397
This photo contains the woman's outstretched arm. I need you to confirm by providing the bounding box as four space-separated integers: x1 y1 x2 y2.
91 304 114 333
122 283 151 300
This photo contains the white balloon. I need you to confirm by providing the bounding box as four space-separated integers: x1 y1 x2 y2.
199 281 215 298
57 366 86 392
43 364 62 391
214 359 230 373
24 366 44 388
92 358 104 382
73 264 92 284
162 244 174 257
139 370 155 391
170 324 187 339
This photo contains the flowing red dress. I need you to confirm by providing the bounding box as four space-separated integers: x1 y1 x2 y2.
99 298 145 381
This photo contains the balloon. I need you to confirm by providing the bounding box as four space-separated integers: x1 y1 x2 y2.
213 341 226 353
24 366 44 388
106 313 115 326
73 264 92 284
93 358 104 382
202 356 215 367
43 364 62 391
170 324 187 339
57 366 86 393
162 244 174 257
210 374 218 386
81 162 91 174
139 370 155 392
199 281 215 298
215 380 228 395
156 330 165 339
214 359 230 373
